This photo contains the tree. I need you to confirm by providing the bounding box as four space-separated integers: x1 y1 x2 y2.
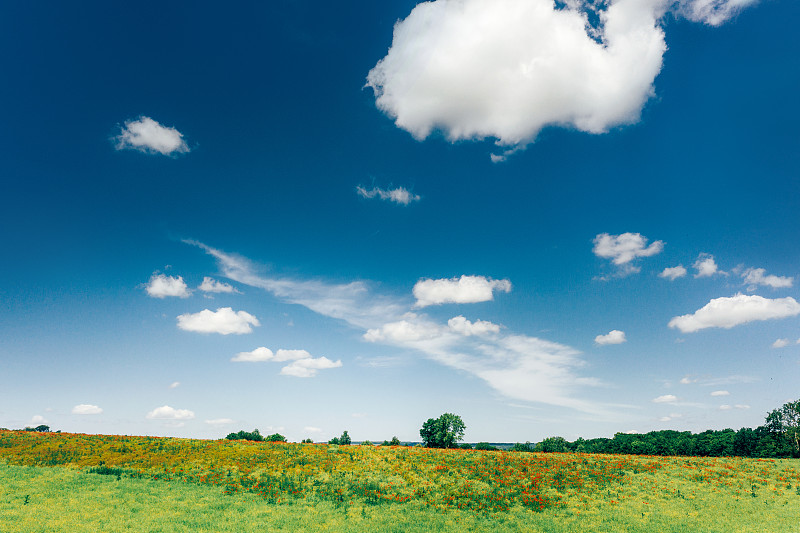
765 399 800 457
265 433 287 442
419 413 465 449
225 429 264 442
329 430 351 445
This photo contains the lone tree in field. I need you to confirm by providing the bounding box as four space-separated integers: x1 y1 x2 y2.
420 413 465 448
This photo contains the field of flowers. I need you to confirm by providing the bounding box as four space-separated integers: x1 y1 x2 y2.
1 430 800 531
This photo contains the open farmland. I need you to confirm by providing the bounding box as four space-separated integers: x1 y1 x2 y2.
2 431 800 531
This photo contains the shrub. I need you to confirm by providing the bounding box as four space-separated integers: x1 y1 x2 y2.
474 442 499 451
265 433 287 443
225 429 265 442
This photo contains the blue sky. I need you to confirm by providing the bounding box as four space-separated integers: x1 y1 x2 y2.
1 0 798 443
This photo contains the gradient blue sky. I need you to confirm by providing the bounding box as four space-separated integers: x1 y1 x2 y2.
1 0 798 442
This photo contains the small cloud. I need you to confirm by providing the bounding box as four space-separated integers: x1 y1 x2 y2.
199 277 241 294
652 394 678 404
594 330 627 346
145 273 191 299
742 268 793 291
356 185 420 205
668 294 800 333
115 116 189 156
659 266 687 281
693 253 724 278
710 390 730 397
205 418 235 426
735 404 751 410
593 233 664 267
304 426 323 433
678 0 760 26
146 405 195 420
280 356 343 378
232 347 274 362
679 376 697 384
169 381 181 389
413 275 511 308
177 307 260 335
71 404 103 415
719 404 732 410
29 415 48 425
772 339 790 349
447 316 501 337
351 413 367 418
658 416 672 422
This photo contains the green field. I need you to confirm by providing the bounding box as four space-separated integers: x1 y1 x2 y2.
1 431 799 532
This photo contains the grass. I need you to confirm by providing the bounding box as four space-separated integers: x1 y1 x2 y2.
1 431 800 531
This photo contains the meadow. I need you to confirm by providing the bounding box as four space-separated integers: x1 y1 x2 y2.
1 430 799 532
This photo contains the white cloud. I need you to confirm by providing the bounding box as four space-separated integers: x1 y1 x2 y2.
71 404 103 415
169 381 181 389
145 273 191 299
413 275 511 308
447 316 501 337
356 185 420 205
679 376 696 384
668 294 800 333
232 347 274 362
593 233 664 266
366 0 669 159
205 418 235 426
742 268 793 290
146 405 195 420
199 277 240 294
304 426 323 433
735 404 751 410
677 0 759 26
29 415 48 425
177 307 259 335
710 390 730 396
115 116 189 156
594 330 627 345
719 404 732 410
190 241 603 413
232 346 341 377
652 394 678 403
659 265 687 281
280 356 343 378
693 253 724 278
772 339 790 349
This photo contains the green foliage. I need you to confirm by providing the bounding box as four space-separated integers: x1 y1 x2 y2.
420 413 466 449
459 443 473 450
474 442 498 451
23 425 50 433
300 438 313 444
512 442 533 452
361 440 372 446
225 429 264 442
329 430 351 446
537 436 568 453
264 433 287 443
381 436 402 446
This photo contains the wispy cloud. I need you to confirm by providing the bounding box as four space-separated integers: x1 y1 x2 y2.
199 277 240 294
146 405 195 420
356 185 420 205
668 294 800 333
742 268 793 290
114 116 189 156
188 240 604 414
